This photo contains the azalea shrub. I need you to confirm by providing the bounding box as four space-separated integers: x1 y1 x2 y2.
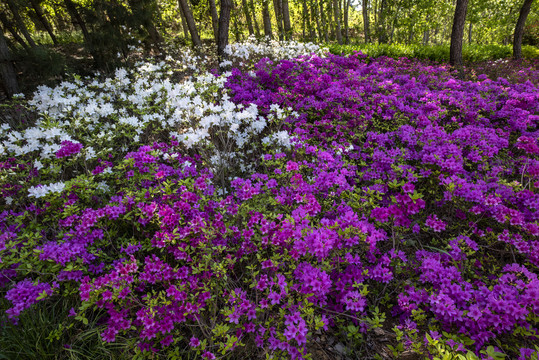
1 40 539 360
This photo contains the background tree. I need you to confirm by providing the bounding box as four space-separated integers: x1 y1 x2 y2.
0 25 19 98
178 0 202 47
514 0 534 59
218 0 232 61
449 0 468 72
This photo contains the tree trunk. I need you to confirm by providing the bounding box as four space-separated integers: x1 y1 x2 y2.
422 29 429 45
313 0 323 42
209 0 220 42
178 0 202 47
250 0 260 36
378 0 387 43
327 0 335 40
468 21 472 44
262 0 272 38
6 0 37 48
218 0 232 62
363 0 370 43
128 0 163 52
0 13 29 50
282 0 292 39
0 26 20 98
64 0 104 66
333 0 343 44
179 4 190 39
273 0 284 40
29 0 58 45
449 0 468 71
232 0 241 41
344 0 350 44
513 0 534 59
302 0 306 40
320 1 329 42
241 0 255 35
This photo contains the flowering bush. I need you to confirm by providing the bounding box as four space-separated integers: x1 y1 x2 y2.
1 41 539 359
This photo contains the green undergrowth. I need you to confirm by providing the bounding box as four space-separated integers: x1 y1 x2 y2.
328 43 539 62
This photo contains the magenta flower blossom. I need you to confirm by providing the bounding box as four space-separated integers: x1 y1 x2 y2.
56 140 83 158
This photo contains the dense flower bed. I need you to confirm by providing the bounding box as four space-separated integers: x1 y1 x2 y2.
1 41 538 359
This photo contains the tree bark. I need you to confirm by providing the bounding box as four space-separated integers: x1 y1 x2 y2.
29 0 58 45
344 0 350 44
6 0 37 48
327 0 335 40
209 0 220 42
250 0 260 36
64 0 104 66
378 0 387 43
179 4 190 40
273 0 284 40
0 26 20 98
178 0 202 47
241 0 255 35
513 0 534 60
218 0 232 62
262 0 272 38
313 0 323 42
320 1 329 42
232 0 241 41
0 13 29 50
333 0 343 44
128 0 163 52
363 0 370 43
449 0 468 71
282 0 292 39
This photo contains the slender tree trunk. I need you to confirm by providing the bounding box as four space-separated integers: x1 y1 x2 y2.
363 0 370 43
468 21 472 44
309 0 318 41
273 0 284 40
218 0 232 62
378 0 387 43
0 13 29 50
327 0 335 40
209 0 220 42
232 0 241 41
450 0 468 72
250 0 260 36
389 9 399 43
423 29 429 45
307 1 315 40
344 0 350 44
241 0 255 35
313 0 323 42
179 5 190 39
6 0 37 48
262 0 272 38
320 1 329 42
29 0 58 45
178 0 202 47
0 26 19 98
513 0 534 59
128 0 163 52
282 0 292 39
302 0 307 40
333 0 343 44
64 0 104 66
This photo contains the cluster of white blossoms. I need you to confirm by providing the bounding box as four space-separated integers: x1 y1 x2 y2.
0 123 76 159
27 182 66 198
1 38 323 199
224 35 327 63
